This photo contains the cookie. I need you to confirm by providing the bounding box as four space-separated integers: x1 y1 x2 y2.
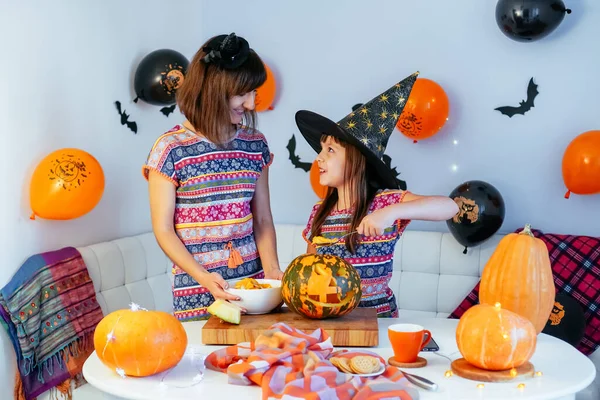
349 355 381 374
331 357 354 374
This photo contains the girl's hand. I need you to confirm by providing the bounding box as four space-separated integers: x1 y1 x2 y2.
264 268 284 280
357 208 396 237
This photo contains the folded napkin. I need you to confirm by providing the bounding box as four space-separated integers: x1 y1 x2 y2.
205 322 419 400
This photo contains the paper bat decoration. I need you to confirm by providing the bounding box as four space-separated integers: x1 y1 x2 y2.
495 78 539 118
114 101 138 133
160 105 176 117
286 134 312 172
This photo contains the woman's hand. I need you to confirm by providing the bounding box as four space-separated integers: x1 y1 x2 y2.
264 268 283 280
357 208 396 237
197 272 242 302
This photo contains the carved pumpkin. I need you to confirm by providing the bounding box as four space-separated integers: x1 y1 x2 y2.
281 253 362 319
479 223 555 334
93 305 187 377
456 303 537 370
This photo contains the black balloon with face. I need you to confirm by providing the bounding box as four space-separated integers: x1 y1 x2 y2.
495 0 571 42
133 49 189 106
447 180 506 254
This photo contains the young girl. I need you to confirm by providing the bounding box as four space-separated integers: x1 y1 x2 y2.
143 33 282 322
296 72 459 317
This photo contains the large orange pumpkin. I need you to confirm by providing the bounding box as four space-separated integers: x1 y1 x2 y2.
93 306 187 377
456 303 537 371
479 224 555 334
281 253 362 319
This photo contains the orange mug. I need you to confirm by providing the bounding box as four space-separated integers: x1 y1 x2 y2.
388 324 432 363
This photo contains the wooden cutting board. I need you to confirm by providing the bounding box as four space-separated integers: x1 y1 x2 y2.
202 307 379 347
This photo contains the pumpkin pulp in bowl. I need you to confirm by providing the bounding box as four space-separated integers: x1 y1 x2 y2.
226 278 283 315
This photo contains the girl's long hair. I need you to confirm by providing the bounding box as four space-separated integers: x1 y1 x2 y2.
309 135 377 254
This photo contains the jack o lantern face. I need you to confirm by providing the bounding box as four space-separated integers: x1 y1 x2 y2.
397 112 423 137
549 301 565 326
282 254 362 319
452 196 479 224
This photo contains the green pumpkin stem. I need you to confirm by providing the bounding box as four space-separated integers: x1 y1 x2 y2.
520 224 534 237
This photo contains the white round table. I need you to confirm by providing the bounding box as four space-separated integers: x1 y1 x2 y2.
82 317 596 400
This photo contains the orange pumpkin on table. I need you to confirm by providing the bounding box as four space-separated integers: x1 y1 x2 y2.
479 223 555 334
94 305 187 377
456 303 537 371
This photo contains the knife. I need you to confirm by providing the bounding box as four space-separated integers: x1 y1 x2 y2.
402 370 439 391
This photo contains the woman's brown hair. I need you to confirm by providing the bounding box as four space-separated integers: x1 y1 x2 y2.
176 36 267 145
308 135 377 254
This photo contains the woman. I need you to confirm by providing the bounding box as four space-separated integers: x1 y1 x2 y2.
143 33 282 322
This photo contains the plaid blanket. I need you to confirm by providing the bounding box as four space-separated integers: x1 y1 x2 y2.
449 227 600 356
0 247 104 400
205 322 418 400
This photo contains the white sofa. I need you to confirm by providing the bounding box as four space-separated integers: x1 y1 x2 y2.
1 225 598 399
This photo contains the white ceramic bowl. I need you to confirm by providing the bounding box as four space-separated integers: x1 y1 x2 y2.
226 279 283 314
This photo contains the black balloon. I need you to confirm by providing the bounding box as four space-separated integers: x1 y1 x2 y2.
134 49 189 106
495 0 571 43
446 180 505 254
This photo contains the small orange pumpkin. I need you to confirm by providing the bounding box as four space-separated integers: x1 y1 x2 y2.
93 305 187 377
456 303 537 371
479 223 555 334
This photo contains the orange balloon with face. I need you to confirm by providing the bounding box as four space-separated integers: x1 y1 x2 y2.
29 148 105 220
396 78 449 143
310 160 327 199
562 130 600 198
255 63 277 112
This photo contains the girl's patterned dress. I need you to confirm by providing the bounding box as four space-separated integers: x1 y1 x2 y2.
302 190 410 318
143 124 273 322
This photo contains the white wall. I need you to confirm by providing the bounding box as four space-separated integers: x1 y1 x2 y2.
0 0 204 286
203 0 600 238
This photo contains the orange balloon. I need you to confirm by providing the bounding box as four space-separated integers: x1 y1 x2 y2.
396 78 449 143
310 160 327 199
30 148 105 220
562 130 600 199
255 63 276 112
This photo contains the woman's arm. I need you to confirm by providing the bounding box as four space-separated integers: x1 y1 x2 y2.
358 191 459 236
251 167 283 279
306 243 317 254
148 171 240 301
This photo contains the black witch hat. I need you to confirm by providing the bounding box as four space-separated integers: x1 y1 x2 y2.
295 72 419 189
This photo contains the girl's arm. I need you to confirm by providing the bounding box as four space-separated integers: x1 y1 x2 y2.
148 171 240 301
251 167 283 279
358 191 459 236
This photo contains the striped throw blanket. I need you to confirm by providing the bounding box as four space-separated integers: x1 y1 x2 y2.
205 322 418 400
0 247 104 400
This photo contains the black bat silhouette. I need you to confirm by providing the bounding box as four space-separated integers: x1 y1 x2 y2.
114 101 138 133
160 105 176 117
495 78 539 118
286 134 312 172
